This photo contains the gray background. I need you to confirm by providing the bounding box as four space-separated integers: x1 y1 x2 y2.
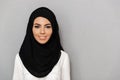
0 0 120 80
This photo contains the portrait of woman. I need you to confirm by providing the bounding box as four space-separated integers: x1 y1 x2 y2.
12 7 70 80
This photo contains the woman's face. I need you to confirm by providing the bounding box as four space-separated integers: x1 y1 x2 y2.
32 17 53 44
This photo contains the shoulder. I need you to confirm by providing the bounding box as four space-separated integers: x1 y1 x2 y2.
60 50 70 69
61 50 69 59
15 53 20 61
14 53 23 66
60 50 70 63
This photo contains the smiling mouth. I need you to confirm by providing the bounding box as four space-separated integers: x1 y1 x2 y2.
39 36 47 40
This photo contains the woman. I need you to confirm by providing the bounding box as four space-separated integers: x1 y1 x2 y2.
13 7 70 80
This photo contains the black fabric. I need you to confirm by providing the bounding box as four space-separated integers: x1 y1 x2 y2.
19 7 63 77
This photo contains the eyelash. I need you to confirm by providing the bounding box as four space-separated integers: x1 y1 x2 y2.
34 26 39 28
34 26 52 28
45 26 51 28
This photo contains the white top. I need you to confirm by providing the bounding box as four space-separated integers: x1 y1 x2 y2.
13 50 70 80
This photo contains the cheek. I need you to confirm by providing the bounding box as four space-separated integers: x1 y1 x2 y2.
32 28 38 37
47 29 53 37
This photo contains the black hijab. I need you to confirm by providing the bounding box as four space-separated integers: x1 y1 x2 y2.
19 7 63 77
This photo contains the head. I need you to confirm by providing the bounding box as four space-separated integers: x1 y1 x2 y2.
25 7 63 50
26 7 59 45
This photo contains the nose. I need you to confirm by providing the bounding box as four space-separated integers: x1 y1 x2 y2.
40 27 45 34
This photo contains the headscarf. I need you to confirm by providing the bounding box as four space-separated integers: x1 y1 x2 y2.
19 7 63 77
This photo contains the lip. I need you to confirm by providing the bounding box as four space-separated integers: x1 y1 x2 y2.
38 36 47 40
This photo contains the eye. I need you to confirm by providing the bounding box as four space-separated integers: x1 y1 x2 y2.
45 26 52 28
34 26 40 28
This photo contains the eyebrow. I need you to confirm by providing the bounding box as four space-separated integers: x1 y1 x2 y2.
45 23 51 26
34 23 51 26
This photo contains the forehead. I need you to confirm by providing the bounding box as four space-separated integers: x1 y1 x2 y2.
33 17 51 24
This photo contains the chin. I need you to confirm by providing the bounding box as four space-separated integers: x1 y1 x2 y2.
38 40 48 44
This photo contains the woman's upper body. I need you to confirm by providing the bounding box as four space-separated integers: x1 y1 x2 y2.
12 7 71 80
13 50 70 80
